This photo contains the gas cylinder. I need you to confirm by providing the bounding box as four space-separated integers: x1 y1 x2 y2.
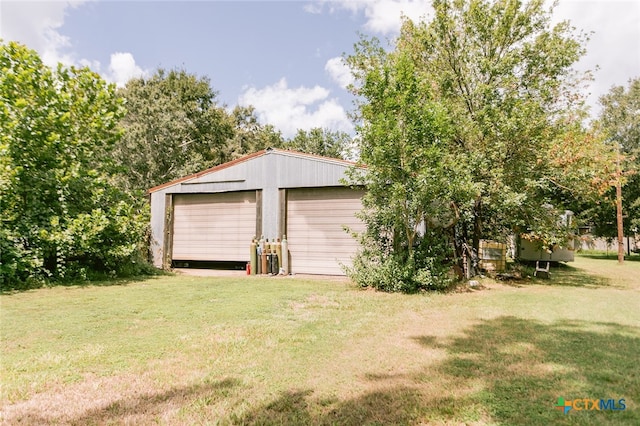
270 248 278 274
260 236 267 275
249 237 257 276
270 239 277 274
281 235 289 275
265 239 272 274
275 238 282 273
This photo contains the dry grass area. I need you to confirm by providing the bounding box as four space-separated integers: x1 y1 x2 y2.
1 256 639 425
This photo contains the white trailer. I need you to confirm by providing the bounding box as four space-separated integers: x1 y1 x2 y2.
517 211 575 262
517 238 575 262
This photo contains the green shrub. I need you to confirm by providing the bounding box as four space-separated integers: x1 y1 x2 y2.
346 231 454 293
0 43 155 290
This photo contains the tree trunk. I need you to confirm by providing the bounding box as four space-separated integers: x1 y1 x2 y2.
616 173 624 264
472 197 482 255
616 148 624 264
452 226 463 267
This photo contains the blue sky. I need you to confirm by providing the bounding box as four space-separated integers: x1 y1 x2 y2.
1 1 639 138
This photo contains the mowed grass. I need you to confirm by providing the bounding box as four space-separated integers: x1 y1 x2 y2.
1 256 639 425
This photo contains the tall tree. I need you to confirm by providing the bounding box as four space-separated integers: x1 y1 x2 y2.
346 38 475 291
286 128 353 160
224 105 285 159
419 0 595 254
347 0 602 289
114 69 234 193
583 78 640 248
0 42 148 287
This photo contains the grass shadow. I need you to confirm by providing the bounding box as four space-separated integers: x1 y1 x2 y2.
233 387 426 425
0 270 171 295
231 317 638 424
209 318 639 425
533 263 612 288
4 377 241 425
415 316 639 425
578 252 640 262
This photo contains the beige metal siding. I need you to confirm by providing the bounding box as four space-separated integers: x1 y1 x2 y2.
172 192 256 262
287 188 365 275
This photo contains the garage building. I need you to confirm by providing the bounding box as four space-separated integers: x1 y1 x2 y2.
148 148 365 275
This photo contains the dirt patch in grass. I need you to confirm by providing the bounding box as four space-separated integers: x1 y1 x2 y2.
2 372 169 424
1 367 243 425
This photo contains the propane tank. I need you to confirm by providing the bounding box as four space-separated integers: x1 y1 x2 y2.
256 236 263 274
281 235 289 275
266 239 272 274
260 236 267 275
275 238 282 273
270 246 278 274
249 237 257 276
269 239 277 274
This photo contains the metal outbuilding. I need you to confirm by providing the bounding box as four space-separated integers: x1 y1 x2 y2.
148 148 366 275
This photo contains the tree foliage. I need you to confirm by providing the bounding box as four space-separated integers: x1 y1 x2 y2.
346 0 606 291
0 41 149 288
583 77 640 238
114 69 234 193
346 40 473 291
420 0 599 248
115 73 354 191
225 108 352 160
224 105 285 159
286 128 353 160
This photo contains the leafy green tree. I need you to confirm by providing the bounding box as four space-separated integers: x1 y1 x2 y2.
583 78 640 239
285 128 352 160
226 109 351 160
416 0 597 253
347 0 602 289
114 69 234 193
0 41 149 288
346 40 475 291
224 105 285 159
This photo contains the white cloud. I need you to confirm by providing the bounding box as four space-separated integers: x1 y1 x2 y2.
0 0 86 66
311 0 433 35
360 0 432 34
0 0 148 87
239 78 353 138
106 52 148 88
325 56 355 89
303 2 324 14
552 0 640 116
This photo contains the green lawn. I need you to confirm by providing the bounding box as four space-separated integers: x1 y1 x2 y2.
1 256 638 425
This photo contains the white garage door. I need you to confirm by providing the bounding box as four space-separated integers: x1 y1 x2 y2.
172 191 256 262
287 187 365 275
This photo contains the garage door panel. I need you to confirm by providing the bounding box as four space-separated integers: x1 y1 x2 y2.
290 244 360 254
289 201 363 207
173 206 256 215
286 230 357 241
287 187 365 275
172 191 256 262
288 215 361 223
173 224 255 234
289 204 362 213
